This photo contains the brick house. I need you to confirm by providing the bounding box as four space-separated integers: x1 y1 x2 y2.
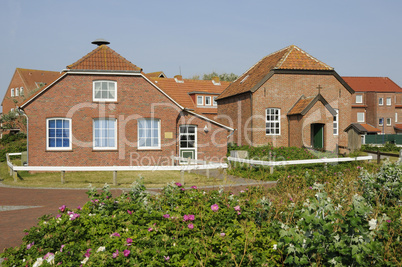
342 77 402 134
147 75 230 120
19 40 232 166
217 45 354 151
1 68 61 135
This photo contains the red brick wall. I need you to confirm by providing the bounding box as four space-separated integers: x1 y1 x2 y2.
2 71 24 114
23 74 228 166
217 92 251 146
251 74 352 149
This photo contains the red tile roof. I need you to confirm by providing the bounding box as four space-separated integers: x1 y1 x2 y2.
17 68 62 92
67 45 142 72
342 77 402 92
148 76 230 118
394 124 402 130
361 123 381 133
287 96 315 115
218 45 333 100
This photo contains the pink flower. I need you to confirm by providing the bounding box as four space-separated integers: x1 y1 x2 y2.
191 186 197 189
188 223 194 229
56 214 61 218
164 256 170 261
220 233 226 237
148 227 153 232
237 212 241 215
188 214 195 221
123 250 130 257
180 188 186 191
43 252 54 259
27 242 34 249
111 232 120 237
126 238 133 245
70 213 80 221
387 220 391 223
59 205 66 212
234 206 241 211
175 182 182 187
60 244 65 252
112 249 119 258
77 206 82 210
127 210 132 215
211 204 219 212
84 249 91 258
183 214 189 221
163 214 170 219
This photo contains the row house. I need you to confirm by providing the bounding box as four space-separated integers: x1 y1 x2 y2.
342 77 402 134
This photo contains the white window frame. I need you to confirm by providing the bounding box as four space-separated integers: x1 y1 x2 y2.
356 95 363 103
386 97 391 106
395 112 398 123
15 88 19 96
93 80 117 102
379 97 383 106
213 96 218 106
11 88 14 97
46 118 72 150
357 112 365 123
93 118 117 150
137 118 161 150
265 108 281 135
197 96 203 106
20 87 24 96
386 118 392 126
205 96 211 106
379 118 384 126
333 109 339 135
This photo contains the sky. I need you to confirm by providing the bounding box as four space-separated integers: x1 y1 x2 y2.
1 0 401 112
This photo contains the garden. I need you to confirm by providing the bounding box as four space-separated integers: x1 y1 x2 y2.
1 145 401 265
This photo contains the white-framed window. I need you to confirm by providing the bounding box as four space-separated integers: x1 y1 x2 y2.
265 108 280 135
386 118 391 126
205 96 211 106
197 96 203 106
93 81 117 102
10 108 14 112
11 88 14 97
396 112 398 123
47 118 72 150
20 87 24 96
93 118 117 150
386 97 391 106
213 96 218 106
356 95 363 103
357 112 365 122
379 97 383 105
333 109 339 135
138 118 160 149
15 88 19 96
379 118 384 126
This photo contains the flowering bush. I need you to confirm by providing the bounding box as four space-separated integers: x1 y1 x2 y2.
1 181 279 266
359 161 402 206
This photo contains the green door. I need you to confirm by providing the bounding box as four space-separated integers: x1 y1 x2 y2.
312 124 324 149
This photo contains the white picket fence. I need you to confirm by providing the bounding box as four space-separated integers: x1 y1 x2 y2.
227 155 374 173
6 153 228 185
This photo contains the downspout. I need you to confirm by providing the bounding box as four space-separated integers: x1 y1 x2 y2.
17 107 28 166
250 92 253 146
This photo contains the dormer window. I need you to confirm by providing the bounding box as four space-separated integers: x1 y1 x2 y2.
205 96 211 106
213 96 218 106
356 95 362 103
197 96 203 105
93 81 117 102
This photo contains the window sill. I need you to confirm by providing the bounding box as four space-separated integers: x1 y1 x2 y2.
46 149 73 152
137 148 162 151
92 149 118 152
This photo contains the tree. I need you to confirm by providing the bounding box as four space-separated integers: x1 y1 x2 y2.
0 110 26 132
188 72 238 82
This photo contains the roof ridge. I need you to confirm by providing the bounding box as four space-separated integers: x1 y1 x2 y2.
277 45 333 70
275 45 295 69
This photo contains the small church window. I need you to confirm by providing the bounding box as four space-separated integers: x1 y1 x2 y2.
333 109 339 135
266 108 280 135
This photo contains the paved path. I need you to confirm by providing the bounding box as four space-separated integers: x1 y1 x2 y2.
0 185 124 253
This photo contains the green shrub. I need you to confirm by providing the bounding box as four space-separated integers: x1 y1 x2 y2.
359 161 402 206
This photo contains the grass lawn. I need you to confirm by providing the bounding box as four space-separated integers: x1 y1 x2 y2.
0 161 230 189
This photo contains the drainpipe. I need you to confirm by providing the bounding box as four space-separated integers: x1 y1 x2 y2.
17 107 28 166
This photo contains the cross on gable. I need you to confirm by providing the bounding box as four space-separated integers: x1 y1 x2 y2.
317 85 322 94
